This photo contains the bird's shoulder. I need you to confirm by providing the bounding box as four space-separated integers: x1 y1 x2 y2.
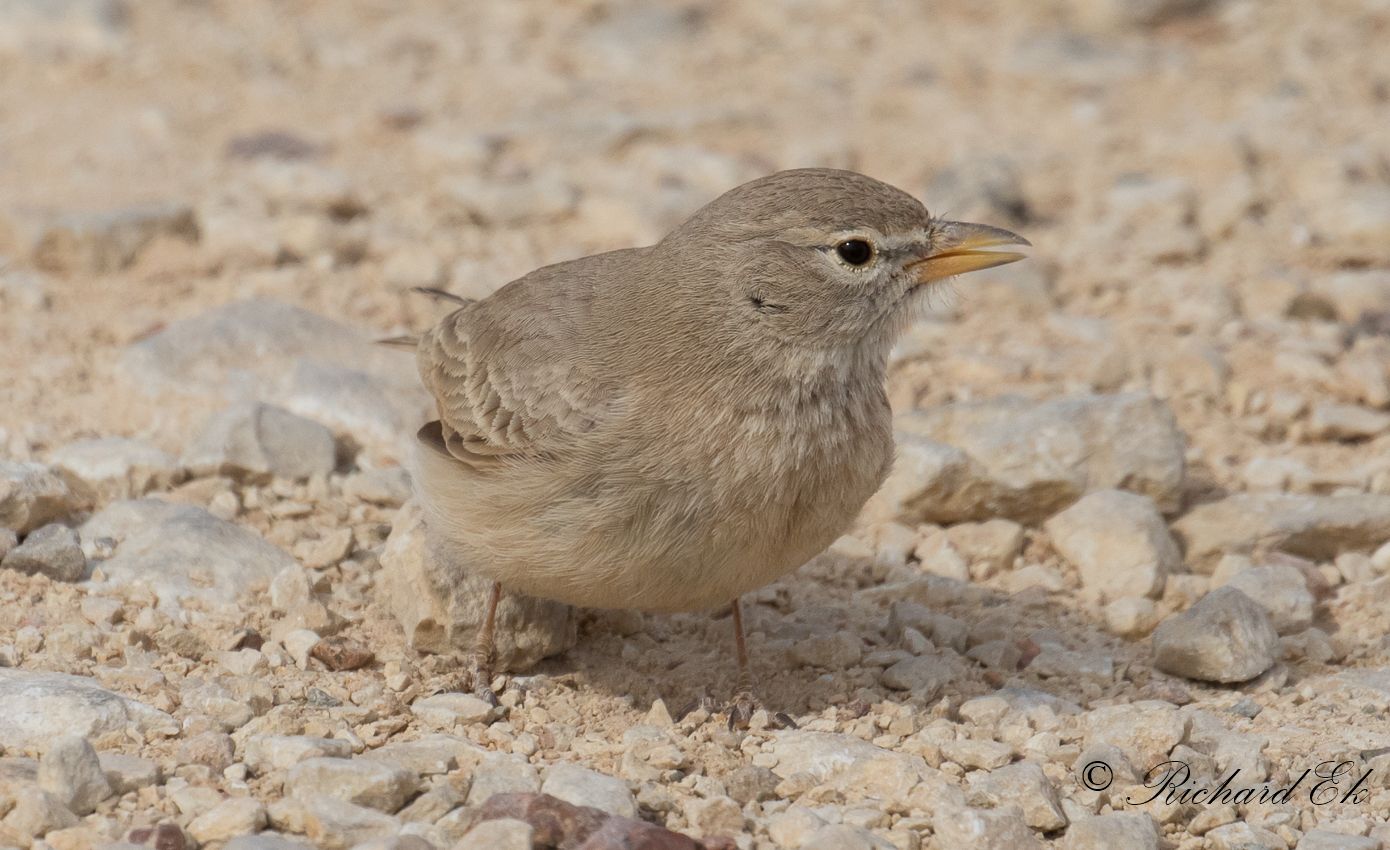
415 249 640 463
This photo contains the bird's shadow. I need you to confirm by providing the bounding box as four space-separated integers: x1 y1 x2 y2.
508 547 1133 727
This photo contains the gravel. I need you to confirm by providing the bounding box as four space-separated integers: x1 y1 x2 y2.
78 498 296 607
1173 493 1390 573
3 5 1390 849
298 795 401 850
189 798 270 843
932 803 1043 849
454 818 533 850
410 693 498 727
117 299 429 450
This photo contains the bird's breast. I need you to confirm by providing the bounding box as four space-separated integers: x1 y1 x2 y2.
636 376 894 537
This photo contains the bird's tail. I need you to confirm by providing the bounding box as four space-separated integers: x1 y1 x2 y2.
377 287 476 350
375 335 420 351
411 286 473 305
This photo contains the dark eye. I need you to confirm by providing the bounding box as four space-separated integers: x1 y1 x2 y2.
836 239 874 266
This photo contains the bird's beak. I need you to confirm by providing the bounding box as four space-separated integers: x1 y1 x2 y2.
906 221 1031 285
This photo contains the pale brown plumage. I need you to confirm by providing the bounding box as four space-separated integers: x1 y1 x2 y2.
409 168 1028 712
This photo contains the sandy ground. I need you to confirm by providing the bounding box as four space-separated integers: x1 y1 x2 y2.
4 1 1390 848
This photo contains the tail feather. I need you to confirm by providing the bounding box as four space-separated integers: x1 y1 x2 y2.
376 334 420 351
412 287 472 305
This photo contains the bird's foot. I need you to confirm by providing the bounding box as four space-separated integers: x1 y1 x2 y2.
454 653 501 707
726 690 797 731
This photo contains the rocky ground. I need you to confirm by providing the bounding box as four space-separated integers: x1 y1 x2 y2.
4 0 1390 848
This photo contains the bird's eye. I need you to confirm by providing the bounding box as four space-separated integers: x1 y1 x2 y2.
835 239 874 266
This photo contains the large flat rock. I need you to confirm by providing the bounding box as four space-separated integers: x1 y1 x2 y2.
0 669 178 750
80 499 295 608
873 392 1185 526
117 299 430 447
1172 492 1390 573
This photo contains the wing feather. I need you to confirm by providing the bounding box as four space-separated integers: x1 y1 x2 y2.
414 258 621 466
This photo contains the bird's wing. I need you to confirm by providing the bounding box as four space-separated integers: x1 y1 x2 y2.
414 263 616 466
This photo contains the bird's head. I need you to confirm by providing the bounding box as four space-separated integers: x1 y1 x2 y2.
655 168 1030 367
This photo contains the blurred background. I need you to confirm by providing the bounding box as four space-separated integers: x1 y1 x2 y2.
1 0 1389 491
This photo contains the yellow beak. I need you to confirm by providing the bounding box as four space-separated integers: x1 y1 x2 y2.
906 221 1031 284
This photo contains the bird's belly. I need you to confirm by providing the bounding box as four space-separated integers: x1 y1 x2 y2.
416 408 892 613
474 470 881 613
474 505 840 614
491 547 794 613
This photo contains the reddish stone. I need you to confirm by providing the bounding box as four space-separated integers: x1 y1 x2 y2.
127 823 186 850
572 816 704 850
310 635 375 671
473 792 611 849
1015 639 1042 670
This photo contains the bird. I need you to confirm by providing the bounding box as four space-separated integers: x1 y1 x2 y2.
404 168 1029 725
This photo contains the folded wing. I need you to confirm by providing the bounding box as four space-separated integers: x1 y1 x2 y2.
414 261 620 467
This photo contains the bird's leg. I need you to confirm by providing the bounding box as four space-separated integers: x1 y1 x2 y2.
727 597 796 730
459 581 502 706
727 597 757 728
